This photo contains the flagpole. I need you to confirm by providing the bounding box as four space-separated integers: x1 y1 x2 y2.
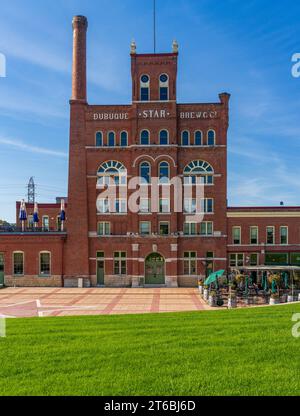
153 0 156 53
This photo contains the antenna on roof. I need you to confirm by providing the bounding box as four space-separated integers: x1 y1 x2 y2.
27 177 36 204
153 0 156 53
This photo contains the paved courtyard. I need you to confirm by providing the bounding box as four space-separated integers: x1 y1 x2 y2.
0 288 209 318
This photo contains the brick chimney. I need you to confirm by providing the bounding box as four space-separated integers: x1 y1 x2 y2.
72 15 88 101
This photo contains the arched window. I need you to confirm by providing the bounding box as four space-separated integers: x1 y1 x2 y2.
159 130 169 145
183 160 214 185
140 162 151 184
207 130 216 146
159 74 169 101
140 74 150 101
96 131 103 147
97 160 127 187
40 251 51 276
182 131 190 146
120 131 128 147
108 132 115 147
140 130 150 145
194 131 202 146
159 161 170 183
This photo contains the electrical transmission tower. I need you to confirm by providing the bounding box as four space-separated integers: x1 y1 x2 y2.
27 177 36 204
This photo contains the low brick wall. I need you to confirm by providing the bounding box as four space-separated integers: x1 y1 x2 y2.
178 275 198 287
4 275 62 287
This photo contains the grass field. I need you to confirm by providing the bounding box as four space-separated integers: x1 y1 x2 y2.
0 304 300 396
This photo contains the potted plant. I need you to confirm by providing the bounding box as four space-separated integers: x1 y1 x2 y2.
228 291 237 309
198 279 204 294
208 290 217 307
203 285 209 301
269 293 280 305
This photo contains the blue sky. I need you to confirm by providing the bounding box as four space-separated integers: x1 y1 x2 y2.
0 0 300 222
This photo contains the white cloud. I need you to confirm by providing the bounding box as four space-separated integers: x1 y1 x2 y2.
0 136 68 158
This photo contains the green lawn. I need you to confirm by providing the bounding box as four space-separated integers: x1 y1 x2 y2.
0 305 300 396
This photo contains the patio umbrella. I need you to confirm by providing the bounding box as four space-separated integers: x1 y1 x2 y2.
60 199 66 231
245 276 249 296
33 202 39 228
19 199 27 232
271 279 277 294
204 270 225 286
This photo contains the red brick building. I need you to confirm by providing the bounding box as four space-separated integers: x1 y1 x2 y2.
0 15 300 288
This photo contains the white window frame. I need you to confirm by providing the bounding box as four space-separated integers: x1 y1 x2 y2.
97 222 111 236
266 226 275 245
39 251 51 277
250 226 259 245
232 226 241 245
13 251 24 276
280 226 288 245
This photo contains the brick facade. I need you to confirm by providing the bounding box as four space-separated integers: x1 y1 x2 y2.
0 15 299 288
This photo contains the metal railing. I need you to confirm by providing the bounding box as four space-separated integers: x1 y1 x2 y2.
0 226 67 233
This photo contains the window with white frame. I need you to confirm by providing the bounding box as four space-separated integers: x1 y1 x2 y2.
280 226 288 245
96 131 103 147
200 222 213 236
42 216 49 231
183 252 197 275
184 222 197 235
140 75 150 101
114 252 126 275
139 198 150 213
181 130 189 146
229 253 244 267
13 252 24 276
159 161 170 183
267 226 275 245
159 198 170 213
140 130 150 145
159 222 169 235
159 74 169 101
140 221 151 235
97 222 110 236
194 131 202 146
159 130 169 145
120 131 128 147
183 160 214 185
232 226 241 245
250 226 258 245
115 199 127 213
108 131 115 147
98 199 109 214
40 252 51 276
207 130 216 146
97 161 127 187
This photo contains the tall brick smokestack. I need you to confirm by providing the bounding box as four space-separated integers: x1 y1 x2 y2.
72 15 88 101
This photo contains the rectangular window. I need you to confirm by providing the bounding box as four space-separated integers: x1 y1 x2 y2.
183 252 197 275
160 87 168 101
159 198 170 213
229 253 244 267
159 222 169 235
232 226 241 245
266 226 275 245
97 251 105 259
97 222 110 236
250 226 258 245
42 216 49 231
184 199 196 213
141 88 149 101
28 215 34 229
40 252 51 276
140 221 151 235
115 199 127 213
200 198 214 213
250 253 259 266
13 252 24 276
184 222 197 235
98 199 109 213
200 222 213 235
265 252 288 265
114 252 126 275
140 198 150 213
280 226 288 245
290 253 300 265
57 216 62 231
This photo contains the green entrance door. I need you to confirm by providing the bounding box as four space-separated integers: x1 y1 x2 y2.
97 260 104 286
0 254 4 286
145 253 165 285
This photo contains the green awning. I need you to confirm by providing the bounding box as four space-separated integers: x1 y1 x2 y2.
204 270 225 286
